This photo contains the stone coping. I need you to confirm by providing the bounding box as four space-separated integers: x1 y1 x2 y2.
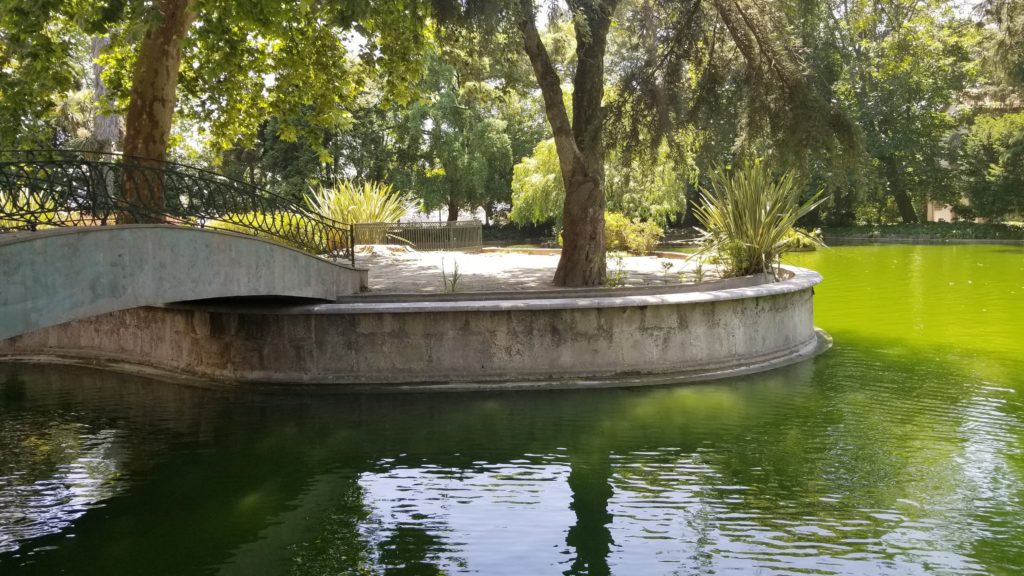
174 265 820 316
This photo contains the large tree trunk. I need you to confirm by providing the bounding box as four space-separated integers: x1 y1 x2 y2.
893 188 918 223
882 156 919 223
518 0 617 287
120 0 195 222
447 197 459 221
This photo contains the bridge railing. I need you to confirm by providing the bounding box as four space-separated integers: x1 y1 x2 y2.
0 150 355 265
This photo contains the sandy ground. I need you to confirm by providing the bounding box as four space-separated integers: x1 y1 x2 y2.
354 247 718 294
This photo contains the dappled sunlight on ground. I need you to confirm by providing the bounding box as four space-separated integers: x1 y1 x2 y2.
357 249 720 294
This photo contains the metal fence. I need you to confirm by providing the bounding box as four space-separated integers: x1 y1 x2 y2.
353 220 482 252
0 149 355 264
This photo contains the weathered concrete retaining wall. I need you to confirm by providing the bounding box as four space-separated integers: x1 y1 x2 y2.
0 225 366 340
0 267 827 390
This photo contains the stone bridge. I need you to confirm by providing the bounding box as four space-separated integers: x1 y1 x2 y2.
0 225 365 340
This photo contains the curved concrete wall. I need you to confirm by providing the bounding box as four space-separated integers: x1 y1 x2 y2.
0 225 366 340
0 267 827 390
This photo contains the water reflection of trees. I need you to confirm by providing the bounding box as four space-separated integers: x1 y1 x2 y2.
0 376 124 554
2 343 1022 575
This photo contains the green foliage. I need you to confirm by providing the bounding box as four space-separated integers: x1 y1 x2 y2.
625 219 664 255
1 0 433 156
603 211 632 252
511 138 689 229
602 211 663 255
0 1 94 148
983 0 1024 88
783 227 824 251
0 191 58 230
955 113 1024 219
605 140 690 226
305 180 410 225
510 139 565 226
822 0 979 222
695 161 826 278
4 0 1017 235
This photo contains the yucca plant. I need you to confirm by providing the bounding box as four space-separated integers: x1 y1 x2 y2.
305 179 411 244
693 160 827 279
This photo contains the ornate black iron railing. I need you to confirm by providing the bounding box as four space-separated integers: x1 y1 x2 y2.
0 149 355 265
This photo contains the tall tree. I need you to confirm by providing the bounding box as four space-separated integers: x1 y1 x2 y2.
120 0 195 215
506 0 856 284
2 0 432 212
517 0 617 286
833 0 977 222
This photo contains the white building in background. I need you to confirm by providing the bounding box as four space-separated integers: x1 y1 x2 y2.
925 200 958 222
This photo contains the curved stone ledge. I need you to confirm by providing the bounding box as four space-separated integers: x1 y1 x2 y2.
0 266 829 390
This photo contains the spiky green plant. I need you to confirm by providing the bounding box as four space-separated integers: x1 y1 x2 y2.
693 160 826 278
305 180 411 244
305 180 410 224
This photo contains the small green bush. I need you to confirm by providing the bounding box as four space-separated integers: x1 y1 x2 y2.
558 211 666 255
603 211 664 255
625 219 664 255
604 211 631 251
783 227 823 251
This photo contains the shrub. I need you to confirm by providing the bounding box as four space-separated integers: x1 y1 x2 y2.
956 112 1024 220
604 211 631 251
625 219 663 255
783 227 823 251
305 179 412 245
602 211 664 255
695 160 826 278
558 211 665 255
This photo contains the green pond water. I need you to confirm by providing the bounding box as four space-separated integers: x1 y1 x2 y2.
1 244 1022 575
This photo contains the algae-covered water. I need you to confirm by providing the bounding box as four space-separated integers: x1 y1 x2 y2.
1 244 1022 575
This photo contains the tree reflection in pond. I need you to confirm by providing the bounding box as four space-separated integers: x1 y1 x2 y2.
0 376 123 554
